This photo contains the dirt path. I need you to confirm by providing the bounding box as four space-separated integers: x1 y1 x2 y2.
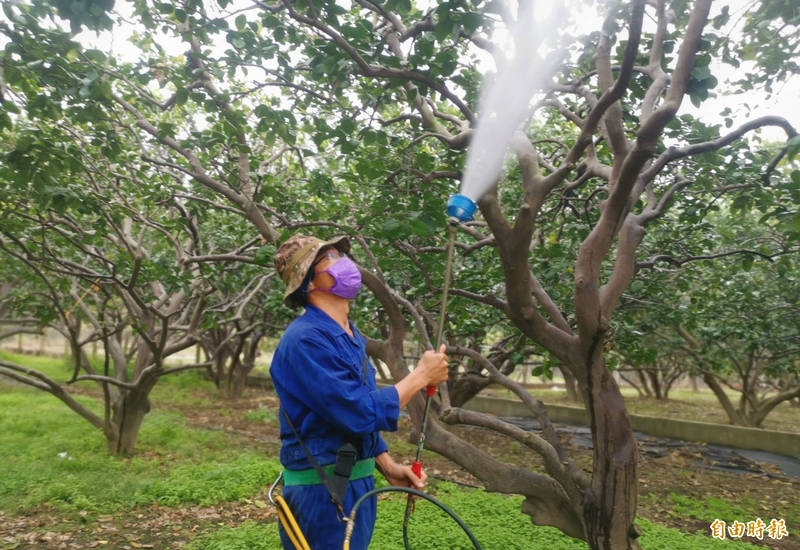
0 501 278 549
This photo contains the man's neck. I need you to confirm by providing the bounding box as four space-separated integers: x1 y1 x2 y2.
309 294 352 335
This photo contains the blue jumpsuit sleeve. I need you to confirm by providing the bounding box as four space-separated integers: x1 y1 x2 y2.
374 433 389 456
290 332 399 436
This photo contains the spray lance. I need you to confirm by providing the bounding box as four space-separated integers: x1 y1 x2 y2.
407 194 477 485
400 193 478 548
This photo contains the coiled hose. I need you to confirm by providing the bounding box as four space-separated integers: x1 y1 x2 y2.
342 485 482 550
270 473 481 550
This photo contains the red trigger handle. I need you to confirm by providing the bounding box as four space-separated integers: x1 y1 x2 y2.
425 385 437 397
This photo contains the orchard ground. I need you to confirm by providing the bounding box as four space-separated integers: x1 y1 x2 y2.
0 351 797 549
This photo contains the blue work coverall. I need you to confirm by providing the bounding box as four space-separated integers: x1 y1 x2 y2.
270 305 400 550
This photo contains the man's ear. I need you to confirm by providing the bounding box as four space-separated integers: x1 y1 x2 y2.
307 271 318 291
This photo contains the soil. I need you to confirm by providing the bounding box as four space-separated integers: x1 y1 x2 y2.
1 389 798 549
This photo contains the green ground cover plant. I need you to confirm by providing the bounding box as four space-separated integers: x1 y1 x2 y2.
0 382 278 515
149 367 221 406
189 483 762 550
0 354 781 548
0 349 74 379
243 405 277 424
669 493 758 523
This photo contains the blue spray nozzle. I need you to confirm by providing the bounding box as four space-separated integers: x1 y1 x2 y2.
446 194 477 223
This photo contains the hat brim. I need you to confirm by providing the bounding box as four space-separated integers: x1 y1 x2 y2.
282 235 351 306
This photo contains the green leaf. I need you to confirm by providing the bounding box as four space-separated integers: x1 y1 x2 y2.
339 117 356 135
157 122 175 139
253 246 274 266
386 0 411 12
691 64 711 80
791 211 800 232
416 39 434 59
175 87 189 106
460 13 483 34
235 14 247 31
786 135 800 162
262 14 280 28
380 218 404 238
408 217 432 236
2 102 20 115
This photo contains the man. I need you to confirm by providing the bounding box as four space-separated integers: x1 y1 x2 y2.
271 234 449 550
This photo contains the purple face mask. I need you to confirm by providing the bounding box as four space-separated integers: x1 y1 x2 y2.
316 256 362 299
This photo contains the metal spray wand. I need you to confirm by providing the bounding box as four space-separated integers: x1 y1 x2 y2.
401 194 476 547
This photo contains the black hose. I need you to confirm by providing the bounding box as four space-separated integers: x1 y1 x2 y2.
402 510 413 550
343 486 481 550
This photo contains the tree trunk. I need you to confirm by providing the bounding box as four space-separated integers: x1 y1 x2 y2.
583 360 640 550
746 387 800 427
647 369 663 399
229 357 254 399
426 417 587 540
212 350 227 389
636 369 652 397
107 385 153 455
449 373 491 407
703 373 748 426
562 366 580 402
103 339 160 455
620 372 645 397
230 365 245 398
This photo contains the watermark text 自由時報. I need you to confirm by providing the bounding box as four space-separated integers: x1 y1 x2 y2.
710 518 789 541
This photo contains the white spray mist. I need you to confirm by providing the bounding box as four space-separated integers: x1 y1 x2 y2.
459 1 565 203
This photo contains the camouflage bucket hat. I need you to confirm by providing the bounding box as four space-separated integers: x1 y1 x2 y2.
274 234 351 306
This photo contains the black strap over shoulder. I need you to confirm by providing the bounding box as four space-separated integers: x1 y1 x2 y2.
281 406 350 517
361 353 367 385
280 353 370 519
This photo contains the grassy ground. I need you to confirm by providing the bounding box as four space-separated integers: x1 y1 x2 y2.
0 351 797 549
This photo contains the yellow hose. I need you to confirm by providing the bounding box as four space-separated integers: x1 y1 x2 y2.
274 494 311 550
